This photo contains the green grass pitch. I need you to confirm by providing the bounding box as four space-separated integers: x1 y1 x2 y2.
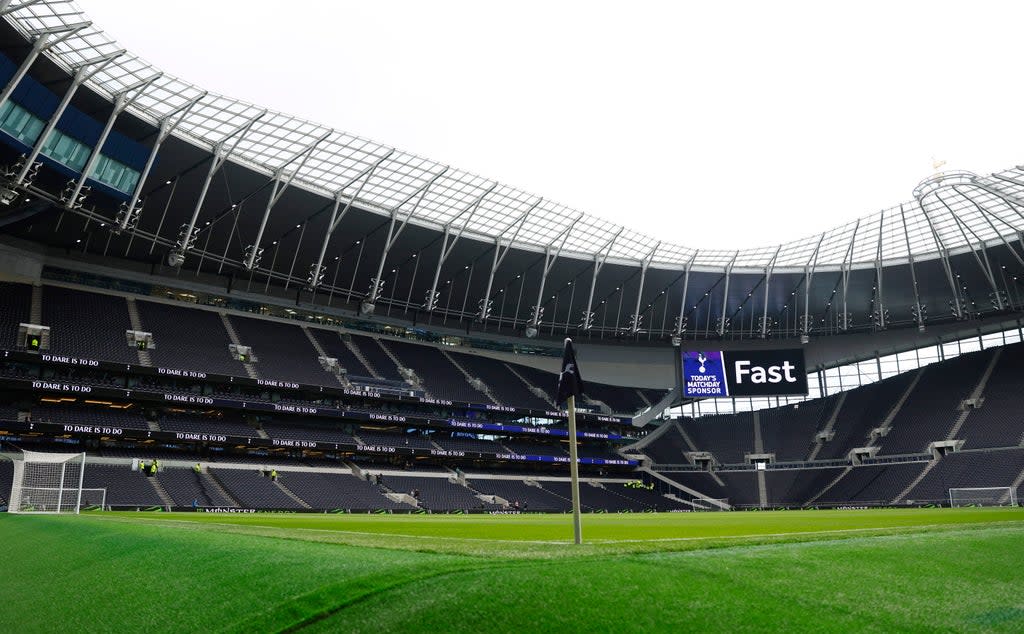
2 508 1023 632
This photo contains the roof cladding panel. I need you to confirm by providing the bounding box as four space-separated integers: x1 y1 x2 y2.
5 1 1024 273
0 4 1021 345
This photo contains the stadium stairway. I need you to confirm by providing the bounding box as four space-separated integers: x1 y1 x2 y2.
302 326 348 388
342 336 384 380
441 350 499 405
804 467 853 507
125 297 152 366
504 363 554 406
945 347 1003 442
806 392 847 461
29 283 41 324
218 314 259 380
273 479 312 509
148 475 175 509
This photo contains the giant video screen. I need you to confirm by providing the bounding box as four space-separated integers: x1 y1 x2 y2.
681 349 808 398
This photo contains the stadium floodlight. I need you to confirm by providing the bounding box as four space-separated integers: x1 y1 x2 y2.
949 487 1017 508
59 179 90 209
243 245 264 269
113 199 142 233
423 290 440 312
8 450 88 514
581 310 595 331
306 263 326 290
478 298 492 321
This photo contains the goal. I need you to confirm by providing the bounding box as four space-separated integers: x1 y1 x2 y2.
8 450 92 514
691 497 729 511
949 487 1017 508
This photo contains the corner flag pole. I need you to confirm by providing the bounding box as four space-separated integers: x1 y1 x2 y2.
567 392 583 545
557 337 584 545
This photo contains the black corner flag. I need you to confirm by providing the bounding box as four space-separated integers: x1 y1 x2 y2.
556 338 584 405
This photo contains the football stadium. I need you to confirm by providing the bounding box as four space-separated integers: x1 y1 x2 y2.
0 1 1023 631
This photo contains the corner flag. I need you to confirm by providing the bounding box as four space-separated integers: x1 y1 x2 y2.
558 338 584 545
556 338 584 404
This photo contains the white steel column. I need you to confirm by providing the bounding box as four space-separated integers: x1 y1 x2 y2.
307 150 394 288
673 251 699 336
760 246 781 338
527 215 581 333
117 91 206 232
420 182 495 313
717 252 738 337
241 127 330 270
14 49 125 185
801 233 825 340
479 198 541 319
365 167 450 307
580 228 622 330
629 241 660 334
67 73 161 208
170 109 267 266
0 21 91 112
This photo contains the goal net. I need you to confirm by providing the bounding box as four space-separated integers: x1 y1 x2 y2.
949 487 1017 508
691 497 729 511
8 450 88 514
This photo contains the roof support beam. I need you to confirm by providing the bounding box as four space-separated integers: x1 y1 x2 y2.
898 204 926 331
673 251 699 336
717 252 738 337
240 127 331 270
629 242 661 335
117 91 206 232
478 197 542 320
800 233 825 340
168 109 266 265
760 245 782 337
419 182 495 314
914 196 963 319
0 22 91 112
580 228 622 330
306 150 394 289
365 166 449 306
953 185 1024 268
936 192 1004 309
527 215 581 332
13 49 124 185
68 72 161 210
839 220 860 331
873 210 887 330
0 0 44 16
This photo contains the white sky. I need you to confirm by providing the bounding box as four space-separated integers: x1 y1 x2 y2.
80 0 1024 249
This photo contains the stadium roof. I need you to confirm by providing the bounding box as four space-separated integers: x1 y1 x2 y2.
5 0 1024 274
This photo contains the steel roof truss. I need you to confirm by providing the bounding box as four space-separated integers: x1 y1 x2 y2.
179 109 267 266
69 72 160 210
14 50 123 184
717 252 739 336
119 91 207 232
898 204 925 330
424 182 496 314
937 192 1002 308
307 149 394 289
629 241 661 334
0 21 90 111
528 214 581 328
760 245 782 337
366 166 449 304
581 227 623 330
479 197 542 316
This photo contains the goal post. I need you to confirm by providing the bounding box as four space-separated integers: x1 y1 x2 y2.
691 497 729 511
8 450 87 514
949 487 1017 508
